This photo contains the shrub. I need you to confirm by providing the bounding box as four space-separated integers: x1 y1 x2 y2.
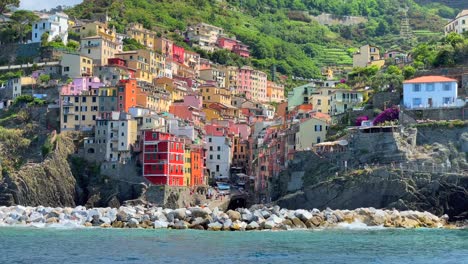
373 106 399 125
355 116 369 126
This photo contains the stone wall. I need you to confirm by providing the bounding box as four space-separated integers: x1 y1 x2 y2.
312 13 367 26
372 92 401 110
402 107 467 121
144 185 192 209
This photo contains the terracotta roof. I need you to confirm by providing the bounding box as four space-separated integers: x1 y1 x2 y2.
403 76 457 84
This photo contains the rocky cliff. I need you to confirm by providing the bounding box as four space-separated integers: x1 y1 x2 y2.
274 126 468 220
0 133 77 207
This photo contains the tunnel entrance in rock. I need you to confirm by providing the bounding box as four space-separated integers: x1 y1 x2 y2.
227 197 246 210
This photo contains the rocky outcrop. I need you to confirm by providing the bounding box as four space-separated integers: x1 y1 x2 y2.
274 126 468 220
0 133 77 207
276 168 468 220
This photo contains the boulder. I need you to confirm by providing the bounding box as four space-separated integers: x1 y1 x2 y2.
84 222 92 227
116 211 128 222
241 213 253 222
191 224 205 230
223 219 233 231
306 215 324 228
173 208 186 220
100 223 112 228
291 217 307 229
264 220 275 229
173 220 188 230
246 221 260 230
46 217 58 224
231 220 247 231
29 212 45 223
127 218 139 228
282 219 293 227
190 208 209 218
99 216 112 225
208 222 223 231
104 208 118 222
154 220 169 229
295 209 313 222
227 210 241 221
112 221 125 228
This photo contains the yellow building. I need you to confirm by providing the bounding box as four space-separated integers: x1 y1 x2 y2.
115 49 155 83
80 35 119 66
61 53 93 78
296 115 331 150
154 77 187 102
219 65 238 92
126 23 157 49
73 21 116 41
266 81 285 103
200 84 232 107
201 84 238 121
184 146 192 186
353 44 385 69
60 93 100 132
309 87 335 115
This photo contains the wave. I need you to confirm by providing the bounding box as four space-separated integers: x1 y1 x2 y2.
336 220 385 230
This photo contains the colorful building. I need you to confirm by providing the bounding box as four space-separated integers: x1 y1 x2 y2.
80 35 119 66
353 44 385 69
237 66 268 102
117 79 139 112
266 81 285 103
142 131 185 186
172 44 185 64
190 145 205 186
60 53 93 78
32 12 68 44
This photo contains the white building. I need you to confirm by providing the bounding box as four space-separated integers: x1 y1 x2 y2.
445 10 468 35
93 112 137 163
32 12 69 44
205 135 232 180
5 77 36 100
403 76 458 109
186 23 224 52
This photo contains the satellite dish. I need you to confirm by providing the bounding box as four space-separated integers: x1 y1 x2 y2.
338 140 348 146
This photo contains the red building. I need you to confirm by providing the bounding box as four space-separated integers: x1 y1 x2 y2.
233 43 250 58
190 145 205 187
142 131 185 186
217 37 238 51
108 58 127 67
173 44 185 64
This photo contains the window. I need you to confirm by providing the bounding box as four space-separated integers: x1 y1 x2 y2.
443 97 451 105
208 137 212 143
209 155 213 160
426 84 435 92
217 155 220 160
317 99 321 106
92 97 96 102
412 98 422 106
82 115 85 121
413 84 421 92
217 146 221 151
443 84 451 91
82 97 87 103
74 97 79 103
75 115 79 121
216 165 219 172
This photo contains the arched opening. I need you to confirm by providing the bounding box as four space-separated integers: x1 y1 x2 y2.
227 197 246 210
87 148 95 153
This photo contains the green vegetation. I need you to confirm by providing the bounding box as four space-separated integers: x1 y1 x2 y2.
0 70 23 85
412 32 468 68
13 95 47 107
122 38 146 51
66 0 452 80
413 120 467 128
0 10 38 43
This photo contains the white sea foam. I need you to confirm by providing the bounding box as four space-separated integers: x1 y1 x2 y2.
336 220 385 230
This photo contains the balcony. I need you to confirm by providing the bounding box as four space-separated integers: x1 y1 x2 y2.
63 110 75 115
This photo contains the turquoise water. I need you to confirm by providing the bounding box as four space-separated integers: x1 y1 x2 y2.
0 228 467 263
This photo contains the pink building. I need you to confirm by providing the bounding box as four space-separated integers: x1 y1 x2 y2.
233 43 250 58
217 37 238 51
173 44 185 64
60 77 104 95
237 66 267 102
169 95 203 125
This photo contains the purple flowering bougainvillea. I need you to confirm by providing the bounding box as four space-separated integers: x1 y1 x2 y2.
373 106 399 125
355 116 369 126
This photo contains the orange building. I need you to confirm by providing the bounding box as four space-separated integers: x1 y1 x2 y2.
190 145 205 187
117 79 139 112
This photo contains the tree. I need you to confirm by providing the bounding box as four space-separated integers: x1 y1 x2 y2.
9 10 39 43
0 0 19 15
39 74 51 84
402 66 416 79
66 40 80 50
41 32 49 46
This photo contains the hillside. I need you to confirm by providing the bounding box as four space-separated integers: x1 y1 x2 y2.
66 0 453 79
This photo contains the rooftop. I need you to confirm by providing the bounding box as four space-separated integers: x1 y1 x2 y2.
403 76 457 84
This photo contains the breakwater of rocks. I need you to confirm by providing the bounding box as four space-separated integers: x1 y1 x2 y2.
0 205 455 230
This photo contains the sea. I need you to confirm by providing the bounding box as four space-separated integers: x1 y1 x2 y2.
0 225 467 264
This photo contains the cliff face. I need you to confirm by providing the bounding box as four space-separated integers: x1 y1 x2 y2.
277 168 468 220
274 126 468 220
0 134 77 207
